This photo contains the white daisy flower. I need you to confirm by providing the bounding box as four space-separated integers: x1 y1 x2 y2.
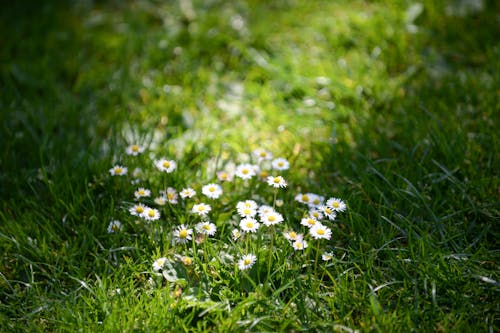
309 223 332 240
322 252 334 261
154 158 177 173
154 196 167 206
165 187 178 204
134 187 151 199
202 183 223 199
271 158 289 171
195 221 217 236
180 188 196 199
253 148 273 162
237 206 257 218
237 253 257 271
235 163 257 180
142 207 160 221
283 230 303 243
216 170 234 182
107 220 122 233
257 205 275 216
173 224 193 244
126 144 145 156
192 203 212 217
152 257 167 271
266 175 287 188
129 203 148 216
231 228 242 240
326 197 347 212
295 193 312 205
239 217 260 233
320 205 337 220
109 165 128 176
260 211 284 226
300 216 318 228
292 240 308 251
237 200 258 212
310 194 325 207
308 208 324 221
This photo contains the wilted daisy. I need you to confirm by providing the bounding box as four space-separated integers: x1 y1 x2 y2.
300 216 319 228
235 163 257 180
126 144 145 156
326 197 347 212
129 203 147 216
231 228 242 240
320 205 337 220
180 187 196 199
309 223 332 240
154 196 167 206
152 257 167 271
154 158 177 173
322 252 334 261
292 240 308 251
109 165 128 176
283 230 304 243
253 148 273 162
216 170 234 182
260 211 284 226
195 221 217 236
237 253 257 270
142 207 160 221
165 187 178 204
173 224 193 244
192 203 211 217
271 158 290 171
239 217 260 233
266 175 287 188
202 183 223 199
134 187 151 199
107 220 122 233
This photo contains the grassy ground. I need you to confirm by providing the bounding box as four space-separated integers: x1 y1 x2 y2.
1 0 498 332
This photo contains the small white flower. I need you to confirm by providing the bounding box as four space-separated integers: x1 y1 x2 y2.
295 193 312 205
283 230 303 242
192 203 212 217
300 216 318 228
195 221 217 236
107 220 122 233
134 187 151 199
173 224 193 244
266 175 287 188
237 200 258 212
310 194 325 207
271 158 289 171
202 183 223 199
231 229 242 240
237 254 257 270
320 205 337 220
326 197 347 212
154 158 177 173
154 196 167 206
180 188 196 199
260 211 284 226
309 223 332 240
257 205 274 216
216 170 234 182
164 187 178 204
322 252 334 261
153 257 167 271
142 207 160 221
308 208 324 221
235 163 257 180
109 165 128 176
239 217 260 233
129 203 147 216
292 240 308 251
126 144 145 156
253 148 273 162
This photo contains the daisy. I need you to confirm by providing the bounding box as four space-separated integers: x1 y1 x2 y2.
216 170 234 182
129 203 147 216
154 158 177 173
180 187 196 199
310 194 325 207
109 165 128 176
322 252 334 261
292 240 308 251
165 187 178 204
236 200 258 212
320 205 337 220
266 175 287 188
202 183 223 199
300 216 319 228
257 205 275 216
308 208 324 221
253 148 273 162
271 158 290 171
283 230 304 243
235 163 257 180
126 144 145 156
295 193 312 205
237 206 257 218
154 196 167 206
239 217 260 233
152 257 167 271
173 224 193 244
309 223 332 240
192 203 211 217
260 211 284 226
107 220 122 233
134 187 151 199
237 254 257 270
142 207 160 221
231 228 242 240
326 197 347 212
181 256 193 266
195 221 217 236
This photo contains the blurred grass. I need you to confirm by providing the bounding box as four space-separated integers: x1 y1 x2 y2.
1 0 499 331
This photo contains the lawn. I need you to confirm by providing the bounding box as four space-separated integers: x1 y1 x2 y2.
0 0 498 332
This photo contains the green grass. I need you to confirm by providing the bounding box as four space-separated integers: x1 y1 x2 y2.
1 0 498 332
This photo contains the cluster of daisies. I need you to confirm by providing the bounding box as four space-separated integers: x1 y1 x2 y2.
108 145 347 273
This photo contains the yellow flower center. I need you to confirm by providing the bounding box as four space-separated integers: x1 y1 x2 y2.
245 221 254 228
301 195 309 202
260 151 267 157
317 229 325 235
163 161 171 168
179 229 188 238
268 215 276 222
138 190 145 195
168 193 175 199
198 206 205 212
148 210 155 217
244 258 252 265
132 145 139 152
307 219 315 225
313 199 320 205
209 187 215 192
112 224 119 231
203 224 211 230
333 201 340 208
243 209 251 215
273 177 281 183
182 257 192 265
242 169 249 174
136 206 144 213
289 231 297 238
278 162 284 166
325 208 332 214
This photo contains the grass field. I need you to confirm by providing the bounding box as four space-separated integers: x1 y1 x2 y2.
1 0 499 331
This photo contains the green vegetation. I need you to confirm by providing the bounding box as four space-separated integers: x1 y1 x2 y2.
1 0 498 331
